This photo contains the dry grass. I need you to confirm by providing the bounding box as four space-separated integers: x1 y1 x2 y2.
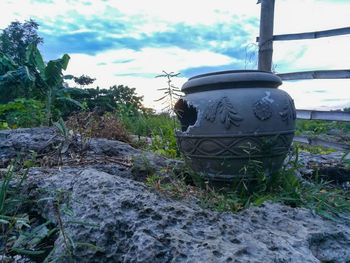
65 111 132 143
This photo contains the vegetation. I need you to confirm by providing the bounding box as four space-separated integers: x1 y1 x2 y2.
0 20 145 128
146 147 350 221
0 157 100 262
155 71 182 114
296 119 350 136
0 19 43 65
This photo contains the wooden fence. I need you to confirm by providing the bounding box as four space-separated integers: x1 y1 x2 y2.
257 0 350 150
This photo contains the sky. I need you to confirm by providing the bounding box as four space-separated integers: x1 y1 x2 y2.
1 0 350 110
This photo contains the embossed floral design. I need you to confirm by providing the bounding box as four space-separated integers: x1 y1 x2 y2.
280 98 296 123
253 92 273 121
204 96 243 129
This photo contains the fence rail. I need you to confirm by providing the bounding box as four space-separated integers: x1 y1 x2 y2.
296 110 350 122
257 26 350 42
258 0 350 150
278 70 350 80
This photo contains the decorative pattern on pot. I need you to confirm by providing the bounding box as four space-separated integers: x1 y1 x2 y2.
176 133 294 158
280 97 297 123
204 96 243 129
174 70 296 187
253 91 273 121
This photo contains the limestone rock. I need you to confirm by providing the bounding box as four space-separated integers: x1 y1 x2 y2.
26 167 350 263
1 128 349 262
0 128 60 167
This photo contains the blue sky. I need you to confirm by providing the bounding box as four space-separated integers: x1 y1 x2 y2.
1 0 350 110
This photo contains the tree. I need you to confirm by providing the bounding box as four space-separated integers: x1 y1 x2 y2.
0 43 87 124
0 51 36 103
108 85 143 111
0 19 43 64
70 85 144 114
73 74 96 87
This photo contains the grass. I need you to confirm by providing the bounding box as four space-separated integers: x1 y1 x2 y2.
121 112 182 159
295 119 350 136
119 111 350 220
0 155 100 262
293 141 338 155
145 147 350 221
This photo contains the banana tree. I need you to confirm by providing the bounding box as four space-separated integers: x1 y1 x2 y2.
0 44 87 125
26 44 89 124
0 52 36 103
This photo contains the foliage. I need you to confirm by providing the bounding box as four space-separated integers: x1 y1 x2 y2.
0 121 10 130
0 51 36 104
0 43 87 125
0 20 146 127
293 142 337 155
70 85 143 115
0 19 43 64
0 155 56 262
121 111 182 158
150 128 180 159
296 119 350 135
0 98 45 128
340 151 350 169
0 156 100 262
123 111 176 137
72 74 96 87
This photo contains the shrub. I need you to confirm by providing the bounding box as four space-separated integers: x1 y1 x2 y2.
65 111 132 143
0 98 45 128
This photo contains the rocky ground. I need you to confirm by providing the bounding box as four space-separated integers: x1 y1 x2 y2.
0 127 349 263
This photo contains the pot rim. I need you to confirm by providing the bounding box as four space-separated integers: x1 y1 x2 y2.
182 70 282 94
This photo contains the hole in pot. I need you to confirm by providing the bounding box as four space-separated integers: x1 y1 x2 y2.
174 99 198 132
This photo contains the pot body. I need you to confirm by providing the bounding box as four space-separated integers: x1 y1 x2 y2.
174 70 296 185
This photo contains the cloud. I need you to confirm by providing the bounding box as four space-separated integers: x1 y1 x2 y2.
3 0 349 110
38 16 254 61
180 63 244 78
280 79 350 110
113 59 134 64
273 36 350 73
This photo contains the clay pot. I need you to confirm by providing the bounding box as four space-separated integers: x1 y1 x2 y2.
174 70 296 185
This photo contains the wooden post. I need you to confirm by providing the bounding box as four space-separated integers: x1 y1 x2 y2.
258 0 275 72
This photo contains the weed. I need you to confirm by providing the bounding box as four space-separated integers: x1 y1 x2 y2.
0 155 57 262
145 147 350 220
293 142 337 155
150 130 180 159
155 71 182 115
131 154 157 180
340 151 350 168
0 121 10 130
39 189 101 263
0 155 100 262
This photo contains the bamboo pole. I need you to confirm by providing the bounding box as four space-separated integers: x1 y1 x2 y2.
258 0 275 72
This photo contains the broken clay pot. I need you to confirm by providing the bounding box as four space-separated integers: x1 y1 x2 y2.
174 70 296 186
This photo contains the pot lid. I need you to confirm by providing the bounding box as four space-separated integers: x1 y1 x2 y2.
182 70 282 94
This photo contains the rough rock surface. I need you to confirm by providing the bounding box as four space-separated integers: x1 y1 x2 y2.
0 128 60 167
1 128 350 262
0 127 181 182
26 167 350 263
